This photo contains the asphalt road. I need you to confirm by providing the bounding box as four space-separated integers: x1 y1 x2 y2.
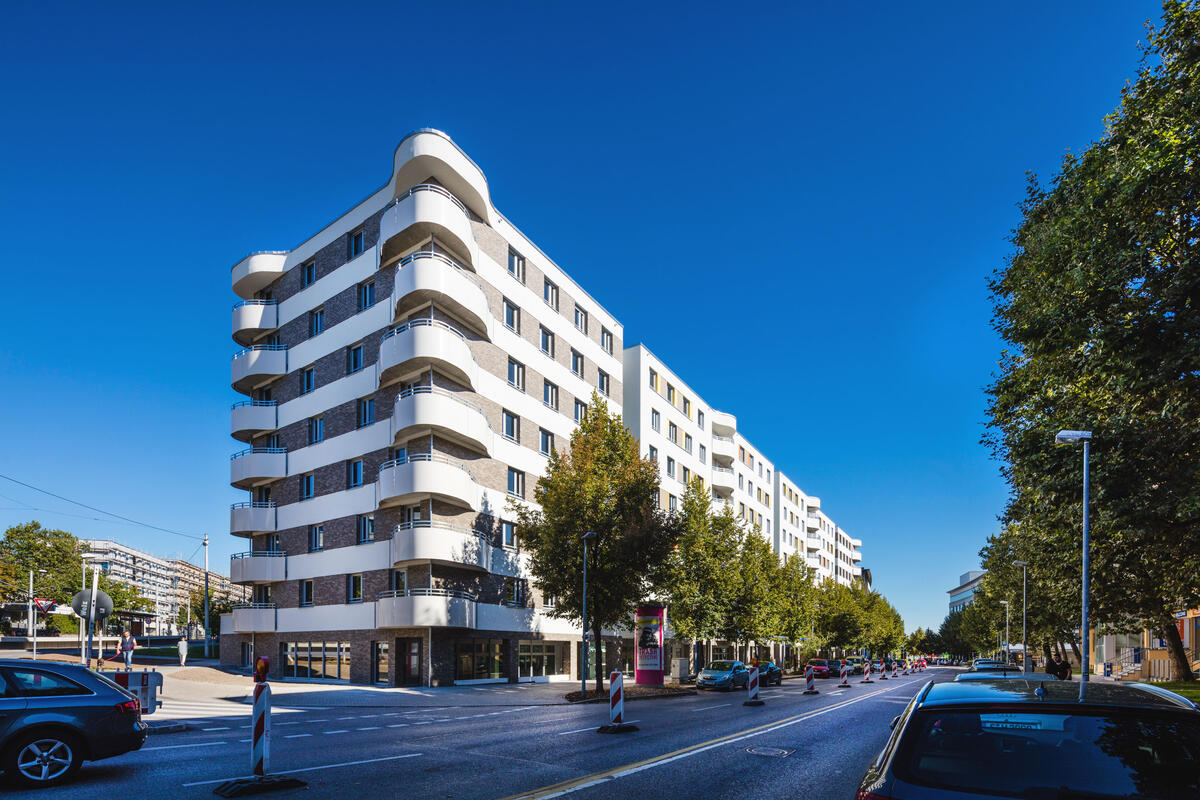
1 668 957 799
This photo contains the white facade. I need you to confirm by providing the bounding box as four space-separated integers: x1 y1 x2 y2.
83 539 178 634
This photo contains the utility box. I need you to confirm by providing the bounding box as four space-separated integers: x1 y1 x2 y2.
670 658 689 683
112 669 163 715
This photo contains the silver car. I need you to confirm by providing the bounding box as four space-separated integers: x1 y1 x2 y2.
0 659 147 787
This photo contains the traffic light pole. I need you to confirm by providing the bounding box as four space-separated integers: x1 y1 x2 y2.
203 534 211 659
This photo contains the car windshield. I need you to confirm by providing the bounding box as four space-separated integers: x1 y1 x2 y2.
896 708 1200 799
705 661 735 671
810 660 827 666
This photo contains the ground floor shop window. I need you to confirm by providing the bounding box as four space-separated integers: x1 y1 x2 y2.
711 645 733 660
280 641 351 680
456 638 506 680
577 641 633 680
372 642 389 684
519 641 567 677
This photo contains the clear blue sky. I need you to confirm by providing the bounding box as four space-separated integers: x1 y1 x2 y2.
0 2 1161 630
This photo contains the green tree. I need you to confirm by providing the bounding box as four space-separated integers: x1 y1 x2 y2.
986 2 1200 680
773 554 819 648
723 525 780 650
861 590 905 656
510 393 679 692
815 579 864 652
938 609 970 658
0 521 87 634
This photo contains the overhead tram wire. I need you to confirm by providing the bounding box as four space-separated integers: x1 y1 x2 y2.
0 473 204 542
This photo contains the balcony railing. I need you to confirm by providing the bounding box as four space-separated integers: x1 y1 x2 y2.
398 249 482 288
233 602 277 610
379 452 472 475
231 447 287 460
231 501 277 510
232 344 288 360
377 587 476 602
231 400 278 410
381 317 467 343
396 384 486 416
387 183 469 217
232 299 279 310
232 551 285 559
712 434 734 443
712 466 734 474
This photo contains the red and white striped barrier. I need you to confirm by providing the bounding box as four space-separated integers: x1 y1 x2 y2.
609 670 624 725
251 682 270 776
744 665 764 706
803 663 819 695
892 663 899 678
837 661 852 688
903 662 909 675
860 660 873 683
880 661 889 680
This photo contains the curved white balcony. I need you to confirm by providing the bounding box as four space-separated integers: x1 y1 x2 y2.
805 514 820 532
711 465 735 495
711 410 737 436
807 496 821 511
231 252 288 299
230 448 287 489
378 319 478 389
851 549 863 562
230 502 278 536
231 401 278 442
230 551 286 584
393 251 490 337
231 346 287 394
232 300 279 346
391 386 492 456
377 454 480 511
232 603 277 632
711 434 736 464
391 129 496 226
390 521 490 571
376 588 476 629
379 184 478 269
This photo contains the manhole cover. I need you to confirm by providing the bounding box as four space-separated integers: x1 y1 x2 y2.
746 746 793 758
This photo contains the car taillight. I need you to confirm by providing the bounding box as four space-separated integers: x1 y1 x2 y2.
116 699 140 715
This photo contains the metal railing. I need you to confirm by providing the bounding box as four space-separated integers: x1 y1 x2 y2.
396 385 486 417
231 400 278 410
397 250 482 288
233 602 278 610
230 501 277 510
712 434 734 443
387 183 469 217
231 447 287 460
712 466 734 474
232 344 288 360
232 551 285 559
377 587 476 602
395 519 493 550
381 317 466 343
379 452 476 478
232 299 279 310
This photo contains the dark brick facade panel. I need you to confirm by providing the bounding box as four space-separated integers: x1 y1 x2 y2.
258 209 385 305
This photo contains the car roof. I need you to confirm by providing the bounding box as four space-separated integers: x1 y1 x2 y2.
0 659 83 670
918 678 1199 711
955 672 1059 681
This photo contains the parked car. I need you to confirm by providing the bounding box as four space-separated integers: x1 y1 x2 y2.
954 671 1060 682
847 657 864 675
857 678 1200 800
806 659 832 679
696 660 748 691
754 660 783 686
0 659 147 787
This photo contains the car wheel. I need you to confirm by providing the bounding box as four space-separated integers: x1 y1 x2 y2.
5 730 84 787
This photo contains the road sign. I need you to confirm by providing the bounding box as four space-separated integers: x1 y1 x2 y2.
33 599 56 614
71 589 113 620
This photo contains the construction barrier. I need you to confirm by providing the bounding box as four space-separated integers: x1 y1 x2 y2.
111 669 163 715
861 660 873 683
903 662 909 675
803 664 819 695
252 682 270 776
609 670 624 725
837 661 852 688
880 662 889 680
744 665 764 706
893 663 899 679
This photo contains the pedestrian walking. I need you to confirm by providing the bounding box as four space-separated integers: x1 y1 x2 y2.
177 636 189 667
119 629 137 669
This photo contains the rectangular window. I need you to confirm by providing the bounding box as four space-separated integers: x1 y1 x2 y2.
543 279 558 310
682 398 691 417
300 367 315 395
684 434 693 453
648 445 658 462
508 358 525 391
573 305 588 334
502 520 517 548
597 370 610 397
574 399 587 424
300 474 316 501
348 228 365 259
507 468 525 498
348 573 363 603
666 384 676 404
699 444 707 464
300 261 316 288
682 466 691 484
668 494 678 511
356 398 375 428
390 569 407 592
508 247 526 283
571 349 583 377
601 327 613 355
503 299 520 333
307 523 323 551
543 593 556 609
307 416 325 445
543 380 558 410
648 369 658 391
668 422 678 443
651 409 661 432
502 410 520 443
539 326 554 357
308 308 325 337
299 580 314 607
347 344 364 374
539 428 553 456
356 514 374 544
347 459 365 488
504 578 522 605
697 410 705 429
666 457 676 478
357 280 375 311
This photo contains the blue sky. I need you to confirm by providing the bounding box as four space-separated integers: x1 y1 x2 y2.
0 2 1161 630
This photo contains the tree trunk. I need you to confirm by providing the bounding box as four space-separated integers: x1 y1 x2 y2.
1162 617 1194 682
1042 641 1053 668
592 619 604 695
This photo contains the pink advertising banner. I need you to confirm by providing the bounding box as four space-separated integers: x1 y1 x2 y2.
634 605 665 685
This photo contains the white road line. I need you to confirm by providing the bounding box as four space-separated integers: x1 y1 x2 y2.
144 741 227 751
284 733 312 739
202 727 230 731
357 726 381 731
689 704 731 712
182 753 422 786
556 726 599 735
337 716 357 720
325 730 349 734
387 723 407 728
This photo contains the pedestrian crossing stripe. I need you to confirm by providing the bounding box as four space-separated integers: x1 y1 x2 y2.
148 699 308 721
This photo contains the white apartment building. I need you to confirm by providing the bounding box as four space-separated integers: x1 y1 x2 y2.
223 130 625 685
83 539 177 635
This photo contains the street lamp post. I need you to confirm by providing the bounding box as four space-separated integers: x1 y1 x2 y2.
1056 429 1092 690
1000 600 1011 664
580 530 597 699
1013 561 1029 671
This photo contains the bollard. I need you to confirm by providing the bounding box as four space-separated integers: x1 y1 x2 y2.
903 662 909 675
212 656 306 797
744 665 764 706
880 660 889 680
597 670 637 733
860 660 873 683
803 664 819 695
252 682 270 776
837 660 852 688
892 663 899 679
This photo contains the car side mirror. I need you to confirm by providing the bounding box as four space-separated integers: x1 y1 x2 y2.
890 715 901 730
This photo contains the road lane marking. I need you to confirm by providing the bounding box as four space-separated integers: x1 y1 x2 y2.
500 686 899 799
689 704 730 712
325 730 349 734
144 741 227 751
357 726 381 730
284 733 312 739
182 753 422 786
387 723 407 728
202 726 230 731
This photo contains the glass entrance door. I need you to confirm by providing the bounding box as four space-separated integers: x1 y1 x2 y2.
372 642 389 685
399 639 421 685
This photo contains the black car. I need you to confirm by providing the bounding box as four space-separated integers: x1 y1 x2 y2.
753 660 783 686
0 659 147 787
857 678 1200 799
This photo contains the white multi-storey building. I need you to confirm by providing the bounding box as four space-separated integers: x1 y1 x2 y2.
83 539 177 634
223 130 624 685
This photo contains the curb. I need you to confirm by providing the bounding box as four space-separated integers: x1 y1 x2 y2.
147 721 190 734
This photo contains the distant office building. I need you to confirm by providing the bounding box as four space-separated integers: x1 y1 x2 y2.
169 558 250 621
948 570 986 614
